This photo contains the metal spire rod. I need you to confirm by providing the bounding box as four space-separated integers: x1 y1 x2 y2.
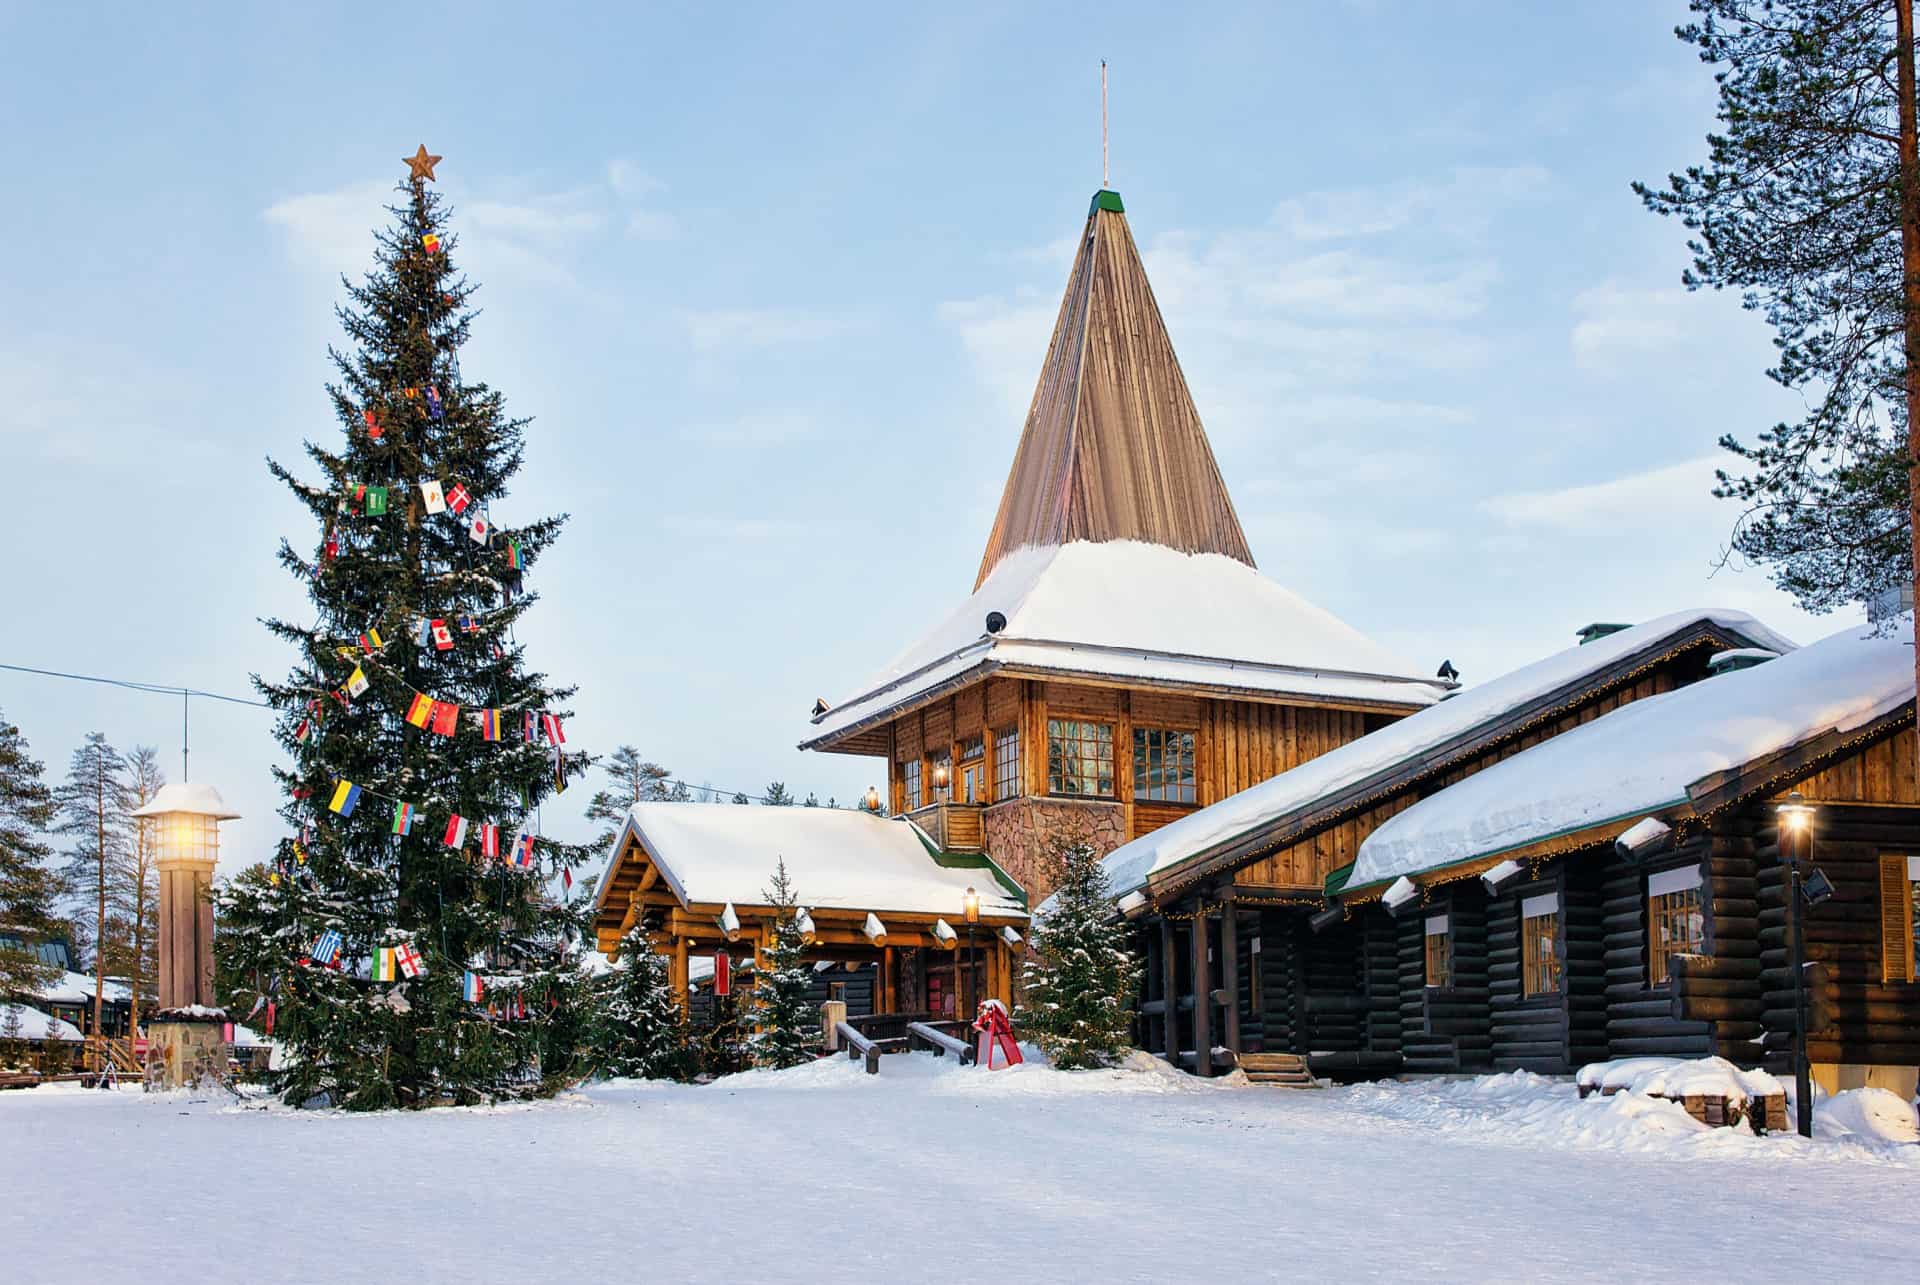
1101 60 1109 188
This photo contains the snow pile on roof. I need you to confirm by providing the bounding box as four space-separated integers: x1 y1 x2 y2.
3 1003 82 1041
129 780 240 820
1351 617 1909 888
1088 608 1794 902
32 971 131 1007
609 804 1026 920
807 541 1447 744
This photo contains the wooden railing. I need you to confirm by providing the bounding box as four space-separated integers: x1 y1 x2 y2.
86 1036 140 1074
834 1022 883 1075
905 801 985 852
906 1021 974 1064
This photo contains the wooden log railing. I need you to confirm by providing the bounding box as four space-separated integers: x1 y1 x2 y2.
835 1022 883 1075
906 1021 974 1064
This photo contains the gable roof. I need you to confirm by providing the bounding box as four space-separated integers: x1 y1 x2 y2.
594 803 1027 922
1345 616 1908 891
974 189 1253 587
1085 608 1798 907
803 540 1449 751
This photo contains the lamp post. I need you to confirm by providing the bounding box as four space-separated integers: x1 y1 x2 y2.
129 782 239 1088
963 885 980 1018
1777 791 1817 1138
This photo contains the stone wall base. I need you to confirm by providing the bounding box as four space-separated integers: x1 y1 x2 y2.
148 1020 228 1090
984 797 1126 904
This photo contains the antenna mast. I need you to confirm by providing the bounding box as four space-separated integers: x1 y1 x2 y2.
1101 60 1109 188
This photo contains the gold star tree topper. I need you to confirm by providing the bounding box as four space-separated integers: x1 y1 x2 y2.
404 145 443 182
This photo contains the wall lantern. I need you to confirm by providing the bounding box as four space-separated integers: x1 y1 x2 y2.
863 785 881 813
963 885 980 924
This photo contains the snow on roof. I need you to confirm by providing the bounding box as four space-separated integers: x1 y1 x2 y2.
805 541 1448 746
1349 617 1908 889
607 803 1026 920
3 1002 83 1041
32 970 132 1006
130 781 240 820
229 1023 272 1048
1084 608 1796 905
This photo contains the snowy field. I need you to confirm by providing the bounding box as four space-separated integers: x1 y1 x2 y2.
4 1055 1917 1284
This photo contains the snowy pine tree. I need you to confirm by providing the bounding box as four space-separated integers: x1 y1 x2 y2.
0 711 61 998
1020 840 1141 1070
594 922 688 1080
214 161 595 1110
585 746 674 851
749 859 815 1069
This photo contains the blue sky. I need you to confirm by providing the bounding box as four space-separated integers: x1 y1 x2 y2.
0 2 1861 873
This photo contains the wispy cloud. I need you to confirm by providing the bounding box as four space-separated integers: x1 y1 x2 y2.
1482 455 1722 529
1569 281 1697 373
678 308 848 352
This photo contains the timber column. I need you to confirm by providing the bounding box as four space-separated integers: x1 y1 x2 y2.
131 783 240 1087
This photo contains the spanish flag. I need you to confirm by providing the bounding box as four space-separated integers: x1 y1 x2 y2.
406 693 434 729
422 233 442 254
329 780 362 817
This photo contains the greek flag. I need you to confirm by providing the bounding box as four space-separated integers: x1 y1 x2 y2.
311 929 344 966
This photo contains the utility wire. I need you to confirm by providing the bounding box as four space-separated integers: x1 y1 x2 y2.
0 660 851 808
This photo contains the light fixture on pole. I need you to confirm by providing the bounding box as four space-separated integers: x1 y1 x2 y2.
129 782 240 1088
1776 791 1819 1138
963 885 980 1017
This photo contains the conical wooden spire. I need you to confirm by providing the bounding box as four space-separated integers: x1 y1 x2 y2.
974 190 1254 588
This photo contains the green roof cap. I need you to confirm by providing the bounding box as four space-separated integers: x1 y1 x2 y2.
1090 189 1125 214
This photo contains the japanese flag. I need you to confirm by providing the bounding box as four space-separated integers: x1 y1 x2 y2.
420 480 447 515
469 516 490 544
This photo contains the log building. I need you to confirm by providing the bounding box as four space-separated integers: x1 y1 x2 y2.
801 188 1449 916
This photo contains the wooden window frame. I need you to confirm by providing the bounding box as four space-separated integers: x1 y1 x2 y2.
1520 892 1562 999
1646 865 1703 989
992 726 1020 803
901 759 922 812
1132 726 1198 804
1423 913 1453 991
1047 718 1115 799
1880 853 1918 985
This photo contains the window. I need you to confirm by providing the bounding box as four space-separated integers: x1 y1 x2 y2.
958 735 984 762
901 759 922 812
1647 865 1703 987
1424 914 1452 989
1133 728 1197 803
993 727 1021 801
1047 719 1114 797
1878 854 1920 984
1521 892 1562 997
827 981 847 1003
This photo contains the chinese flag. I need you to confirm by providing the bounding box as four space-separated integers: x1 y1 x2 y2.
430 700 460 736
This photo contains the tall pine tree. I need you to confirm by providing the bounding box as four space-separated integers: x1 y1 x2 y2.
54 732 130 1038
217 153 594 1109
749 859 815 1069
1020 840 1140 1070
584 745 674 852
0 712 61 998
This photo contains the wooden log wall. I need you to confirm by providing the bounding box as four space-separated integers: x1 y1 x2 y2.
1599 837 1716 1058
1752 803 1920 1070
1482 864 1607 1074
1233 911 1261 1054
1253 909 1300 1054
1301 921 1369 1056
1362 913 1401 1058
1396 887 1492 1073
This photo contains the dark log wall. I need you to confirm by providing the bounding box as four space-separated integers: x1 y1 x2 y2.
1600 836 1711 1057
1363 913 1401 1058
1253 909 1299 1054
1751 803 1920 1071
1397 885 1491 1073
1481 864 1607 1073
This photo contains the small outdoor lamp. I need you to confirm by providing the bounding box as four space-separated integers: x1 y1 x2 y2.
932 762 950 798
963 886 980 924
863 785 881 813
1775 791 1820 1138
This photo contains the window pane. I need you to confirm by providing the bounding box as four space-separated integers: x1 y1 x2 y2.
1522 910 1561 997
1132 727 1196 803
1048 719 1115 797
993 727 1020 801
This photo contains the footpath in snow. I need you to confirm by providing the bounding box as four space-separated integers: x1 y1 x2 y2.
2 1052 1916 1284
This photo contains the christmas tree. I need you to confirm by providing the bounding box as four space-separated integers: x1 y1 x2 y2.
216 147 595 1110
749 859 816 1069
1020 840 1140 1070
593 921 688 1080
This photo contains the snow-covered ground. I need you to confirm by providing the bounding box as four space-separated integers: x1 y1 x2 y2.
3 1055 1916 1283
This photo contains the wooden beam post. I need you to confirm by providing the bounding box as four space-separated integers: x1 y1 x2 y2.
1220 900 1241 1056
1159 914 1178 1065
1191 903 1213 1077
670 935 690 1017
880 947 895 1015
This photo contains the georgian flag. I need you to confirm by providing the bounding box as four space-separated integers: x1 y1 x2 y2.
444 814 469 849
395 942 426 978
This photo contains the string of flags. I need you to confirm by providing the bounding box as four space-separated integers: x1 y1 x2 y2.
324 775 548 867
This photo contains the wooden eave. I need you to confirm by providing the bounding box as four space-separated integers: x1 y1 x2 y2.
1142 623 1768 903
